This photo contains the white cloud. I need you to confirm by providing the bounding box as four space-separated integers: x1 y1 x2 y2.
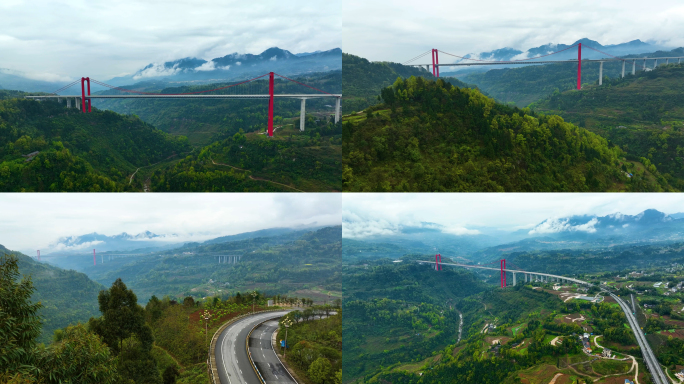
51 240 104 252
343 0 684 64
132 63 182 80
0 194 341 251
528 218 598 235
0 0 341 80
0 68 73 83
269 55 278 61
441 226 481 236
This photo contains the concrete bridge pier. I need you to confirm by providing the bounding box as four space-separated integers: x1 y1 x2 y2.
666 59 669 65
621 61 625 78
76 98 81 110
599 61 604 85
654 59 658 69
643 59 647 71
335 97 341 124
632 60 636 75
300 98 307 131
512 272 517 286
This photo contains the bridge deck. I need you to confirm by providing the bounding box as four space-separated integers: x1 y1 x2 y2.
409 56 684 67
25 94 341 99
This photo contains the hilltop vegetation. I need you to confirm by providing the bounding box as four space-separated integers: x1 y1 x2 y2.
0 97 189 191
342 76 669 192
531 63 684 189
342 53 476 113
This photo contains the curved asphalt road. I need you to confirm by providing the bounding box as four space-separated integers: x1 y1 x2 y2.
249 319 297 384
215 311 291 384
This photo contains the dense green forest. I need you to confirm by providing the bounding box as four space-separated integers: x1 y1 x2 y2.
461 47 684 107
531 63 684 189
1 245 103 344
342 76 669 191
53 226 342 303
276 310 342 384
0 97 189 191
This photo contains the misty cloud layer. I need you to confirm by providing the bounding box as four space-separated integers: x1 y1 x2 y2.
0 0 341 81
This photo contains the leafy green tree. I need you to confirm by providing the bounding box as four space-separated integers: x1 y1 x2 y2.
89 278 150 354
39 324 117 384
0 254 42 379
308 357 332 384
116 337 162 384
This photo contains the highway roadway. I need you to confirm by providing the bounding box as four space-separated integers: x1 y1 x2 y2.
215 310 292 384
249 319 297 384
608 293 669 384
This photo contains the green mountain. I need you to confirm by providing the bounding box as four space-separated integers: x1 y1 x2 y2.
342 53 475 114
49 226 342 303
460 47 684 108
0 245 103 344
342 76 670 192
0 97 190 191
530 63 684 189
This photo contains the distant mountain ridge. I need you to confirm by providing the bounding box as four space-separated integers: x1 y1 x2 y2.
451 38 670 67
0 47 341 93
107 47 342 86
344 209 684 261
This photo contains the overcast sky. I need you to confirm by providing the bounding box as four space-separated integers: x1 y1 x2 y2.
0 194 341 252
0 0 341 81
343 0 684 63
343 193 684 239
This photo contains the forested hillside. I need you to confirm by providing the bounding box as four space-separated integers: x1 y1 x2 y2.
531 63 684 189
1 246 102 344
461 47 684 107
0 97 190 191
342 53 474 113
342 76 670 192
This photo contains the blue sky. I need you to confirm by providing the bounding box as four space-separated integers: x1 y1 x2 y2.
343 0 684 63
0 0 341 81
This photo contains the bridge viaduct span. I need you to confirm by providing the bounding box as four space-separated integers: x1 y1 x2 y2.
417 257 670 384
406 44 684 90
25 72 342 136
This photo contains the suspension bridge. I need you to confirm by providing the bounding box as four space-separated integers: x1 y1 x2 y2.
419 255 669 384
24 72 342 136
405 44 684 89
